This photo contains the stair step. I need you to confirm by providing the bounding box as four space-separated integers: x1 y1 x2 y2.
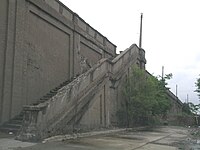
50 93 56 97
10 119 23 124
43 95 52 98
0 127 19 134
0 110 24 135
40 97 49 100
54 87 60 90
0 80 73 135
15 114 23 118
14 117 23 121
4 123 21 129
38 100 46 103
39 98 48 101
17 114 23 119
50 90 57 94
58 84 64 87
46 93 54 96
60 81 69 86
15 114 23 119
33 102 40 105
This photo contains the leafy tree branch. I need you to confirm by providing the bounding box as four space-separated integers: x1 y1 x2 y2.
118 66 171 126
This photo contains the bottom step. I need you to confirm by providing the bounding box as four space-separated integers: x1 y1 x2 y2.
0 126 19 135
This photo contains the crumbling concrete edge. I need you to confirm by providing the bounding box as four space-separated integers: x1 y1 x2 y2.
42 128 128 143
42 126 151 143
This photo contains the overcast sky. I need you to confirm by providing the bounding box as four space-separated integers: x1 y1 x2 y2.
60 0 200 104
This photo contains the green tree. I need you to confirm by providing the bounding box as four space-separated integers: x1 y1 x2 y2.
188 102 200 115
182 102 193 115
188 102 200 125
195 75 200 99
121 66 171 126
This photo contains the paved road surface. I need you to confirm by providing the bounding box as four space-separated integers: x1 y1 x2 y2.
0 126 193 150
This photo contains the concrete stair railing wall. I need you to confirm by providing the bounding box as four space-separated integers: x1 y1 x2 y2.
17 44 145 141
17 58 108 141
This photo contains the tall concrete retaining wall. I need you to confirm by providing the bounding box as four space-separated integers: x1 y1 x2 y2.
0 0 116 124
0 0 183 142
166 90 183 115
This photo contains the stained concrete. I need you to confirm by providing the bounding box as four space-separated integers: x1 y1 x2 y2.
0 131 36 150
2 126 192 150
0 0 116 124
0 0 183 143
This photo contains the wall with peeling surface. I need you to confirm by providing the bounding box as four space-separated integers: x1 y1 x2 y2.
0 0 116 124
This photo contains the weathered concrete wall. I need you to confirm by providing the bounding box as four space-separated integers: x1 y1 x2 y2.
0 0 116 124
1 1 182 140
18 59 108 140
77 84 108 130
145 72 183 116
108 46 146 125
166 90 183 115
0 0 27 123
26 4 72 105
0 0 8 123
18 44 145 141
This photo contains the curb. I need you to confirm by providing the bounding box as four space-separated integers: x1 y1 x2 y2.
42 128 128 143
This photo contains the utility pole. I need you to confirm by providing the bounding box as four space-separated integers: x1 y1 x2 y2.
139 13 143 48
162 66 164 81
176 84 178 97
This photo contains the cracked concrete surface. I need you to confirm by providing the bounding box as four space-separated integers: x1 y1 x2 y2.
0 126 191 150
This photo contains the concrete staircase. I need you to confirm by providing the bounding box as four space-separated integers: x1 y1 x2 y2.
0 64 106 137
0 44 145 141
0 112 23 134
0 80 71 134
33 80 71 105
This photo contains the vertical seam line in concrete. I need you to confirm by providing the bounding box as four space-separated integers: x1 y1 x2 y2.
0 0 9 124
72 31 74 77
104 84 106 126
9 0 17 119
69 33 72 79
72 27 75 78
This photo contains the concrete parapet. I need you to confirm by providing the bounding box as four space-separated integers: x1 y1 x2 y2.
62 7 73 21
45 0 60 12
17 105 46 142
88 26 96 38
43 0 116 55
111 44 139 73
74 15 87 31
